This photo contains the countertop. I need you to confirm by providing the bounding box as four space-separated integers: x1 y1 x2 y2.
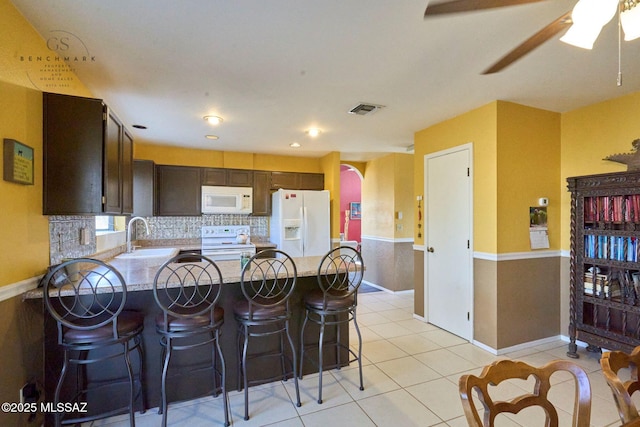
23 252 323 299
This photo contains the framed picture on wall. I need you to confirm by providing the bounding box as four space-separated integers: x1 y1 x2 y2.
350 202 361 220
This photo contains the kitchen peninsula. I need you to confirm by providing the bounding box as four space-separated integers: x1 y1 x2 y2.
25 253 350 419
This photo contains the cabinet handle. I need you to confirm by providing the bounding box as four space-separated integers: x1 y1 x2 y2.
427 247 435 253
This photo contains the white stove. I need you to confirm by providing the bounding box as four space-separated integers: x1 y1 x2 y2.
201 225 256 261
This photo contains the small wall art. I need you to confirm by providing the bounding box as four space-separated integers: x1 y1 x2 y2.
350 202 361 220
3 139 34 185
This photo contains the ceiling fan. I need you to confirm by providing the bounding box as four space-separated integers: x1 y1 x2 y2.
424 0 640 75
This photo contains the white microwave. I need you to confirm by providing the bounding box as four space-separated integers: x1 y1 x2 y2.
202 186 253 214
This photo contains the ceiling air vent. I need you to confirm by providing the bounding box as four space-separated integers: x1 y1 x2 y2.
348 103 385 116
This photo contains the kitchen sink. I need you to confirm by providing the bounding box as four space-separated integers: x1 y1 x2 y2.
115 247 179 260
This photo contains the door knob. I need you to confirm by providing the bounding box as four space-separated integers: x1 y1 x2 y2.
427 247 435 253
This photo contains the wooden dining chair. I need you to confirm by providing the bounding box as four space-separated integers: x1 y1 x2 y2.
601 347 640 425
459 359 591 427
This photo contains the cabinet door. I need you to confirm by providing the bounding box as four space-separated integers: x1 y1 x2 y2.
133 160 155 217
155 165 202 216
271 171 299 189
252 171 271 216
228 169 253 187
299 173 324 190
121 129 134 214
202 168 227 186
43 93 105 215
104 109 123 214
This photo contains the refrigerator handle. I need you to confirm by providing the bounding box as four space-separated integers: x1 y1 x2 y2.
302 206 307 255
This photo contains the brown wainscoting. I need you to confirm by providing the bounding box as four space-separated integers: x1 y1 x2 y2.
360 237 413 292
0 293 44 426
474 255 561 350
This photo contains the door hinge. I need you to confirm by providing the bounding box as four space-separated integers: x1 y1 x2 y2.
102 196 106 204
467 312 470 321
467 167 470 177
467 240 470 249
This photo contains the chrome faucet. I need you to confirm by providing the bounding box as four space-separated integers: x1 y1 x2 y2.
126 216 150 253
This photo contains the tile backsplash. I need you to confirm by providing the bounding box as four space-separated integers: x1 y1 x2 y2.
49 214 269 265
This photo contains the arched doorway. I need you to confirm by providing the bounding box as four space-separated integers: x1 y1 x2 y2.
340 164 363 249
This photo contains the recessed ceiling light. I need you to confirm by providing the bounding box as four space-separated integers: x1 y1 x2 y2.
132 124 147 129
290 142 301 148
205 135 219 140
306 128 321 137
204 115 223 125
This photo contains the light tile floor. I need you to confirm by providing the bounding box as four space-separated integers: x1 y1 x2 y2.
91 290 626 426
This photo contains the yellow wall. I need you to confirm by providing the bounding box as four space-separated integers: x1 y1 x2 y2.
0 82 50 285
134 142 325 172
496 101 561 252
320 151 341 239
0 0 92 287
414 101 562 254
394 154 414 239
414 102 498 252
361 153 413 239
560 91 640 250
362 155 396 239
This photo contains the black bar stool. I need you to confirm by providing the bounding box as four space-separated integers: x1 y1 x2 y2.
299 246 365 403
234 249 301 420
152 253 230 427
42 258 146 427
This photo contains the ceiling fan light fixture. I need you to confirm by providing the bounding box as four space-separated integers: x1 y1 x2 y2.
621 3 640 41
560 0 618 49
560 23 602 49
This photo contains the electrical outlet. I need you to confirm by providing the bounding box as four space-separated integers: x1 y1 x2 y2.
20 382 39 405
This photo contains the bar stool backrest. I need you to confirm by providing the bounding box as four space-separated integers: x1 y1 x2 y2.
153 253 224 331
240 249 297 320
42 258 127 344
316 246 364 309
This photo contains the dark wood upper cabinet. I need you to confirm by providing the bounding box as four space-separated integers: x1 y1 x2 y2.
155 165 201 216
270 171 299 190
299 172 324 190
43 92 133 215
271 171 324 190
202 168 253 187
252 170 271 216
132 159 155 217
227 169 253 187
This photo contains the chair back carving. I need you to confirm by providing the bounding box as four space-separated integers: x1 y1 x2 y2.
459 359 591 427
153 253 224 332
601 347 640 424
240 249 297 320
316 246 364 310
43 258 127 344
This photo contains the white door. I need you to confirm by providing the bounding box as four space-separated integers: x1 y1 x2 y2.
425 144 473 341
302 190 331 256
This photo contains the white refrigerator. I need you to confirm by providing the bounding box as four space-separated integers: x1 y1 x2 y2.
270 189 330 257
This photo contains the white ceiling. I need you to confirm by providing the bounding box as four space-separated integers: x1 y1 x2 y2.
11 0 640 161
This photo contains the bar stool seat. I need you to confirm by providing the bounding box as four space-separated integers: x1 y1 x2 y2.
154 306 224 331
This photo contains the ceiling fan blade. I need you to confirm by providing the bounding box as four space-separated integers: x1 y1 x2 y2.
482 11 572 74
424 0 547 17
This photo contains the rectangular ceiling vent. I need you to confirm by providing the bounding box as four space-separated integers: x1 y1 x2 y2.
348 103 385 116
